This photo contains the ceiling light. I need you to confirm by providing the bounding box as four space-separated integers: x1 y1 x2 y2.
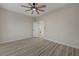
33 8 36 11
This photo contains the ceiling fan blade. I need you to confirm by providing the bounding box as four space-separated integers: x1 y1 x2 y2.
38 9 45 12
21 5 31 8
35 3 38 7
31 11 34 14
25 9 31 12
37 5 46 8
36 10 39 14
28 3 33 7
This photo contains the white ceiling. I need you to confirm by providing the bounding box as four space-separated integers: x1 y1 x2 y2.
0 3 68 17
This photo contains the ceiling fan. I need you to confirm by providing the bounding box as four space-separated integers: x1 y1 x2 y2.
21 3 46 14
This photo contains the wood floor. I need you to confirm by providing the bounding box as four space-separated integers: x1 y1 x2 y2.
0 37 79 56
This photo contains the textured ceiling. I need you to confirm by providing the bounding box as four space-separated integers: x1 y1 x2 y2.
0 3 68 17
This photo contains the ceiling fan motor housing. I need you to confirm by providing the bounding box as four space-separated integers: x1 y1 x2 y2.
33 3 35 6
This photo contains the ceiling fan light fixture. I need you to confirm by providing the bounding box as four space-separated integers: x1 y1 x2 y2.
33 8 36 11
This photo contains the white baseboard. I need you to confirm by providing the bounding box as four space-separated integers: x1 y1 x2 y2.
0 37 33 44
44 38 79 49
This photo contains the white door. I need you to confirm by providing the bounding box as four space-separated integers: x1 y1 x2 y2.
39 20 45 38
33 20 45 38
33 21 40 37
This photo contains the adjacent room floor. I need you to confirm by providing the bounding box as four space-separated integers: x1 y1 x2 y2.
0 37 79 56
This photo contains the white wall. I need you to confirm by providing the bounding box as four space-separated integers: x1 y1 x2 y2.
37 4 79 48
0 8 33 43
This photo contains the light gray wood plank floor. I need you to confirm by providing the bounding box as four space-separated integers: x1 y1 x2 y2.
0 37 79 56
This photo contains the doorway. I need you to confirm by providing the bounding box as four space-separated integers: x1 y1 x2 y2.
33 19 45 38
